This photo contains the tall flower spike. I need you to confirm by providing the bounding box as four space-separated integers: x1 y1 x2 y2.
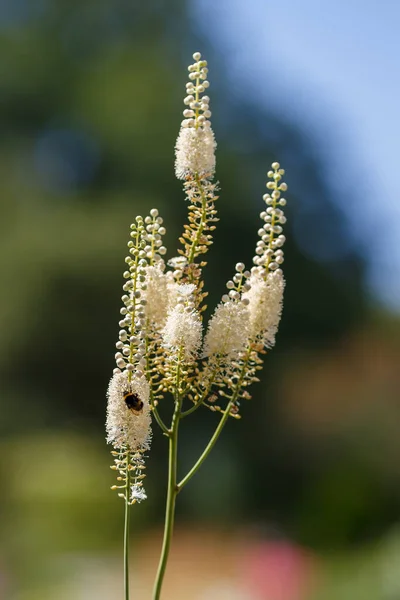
196 166 288 416
175 52 216 180
173 52 219 310
243 162 288 347
107 217 153 504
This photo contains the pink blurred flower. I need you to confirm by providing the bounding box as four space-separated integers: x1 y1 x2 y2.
242 540 316 600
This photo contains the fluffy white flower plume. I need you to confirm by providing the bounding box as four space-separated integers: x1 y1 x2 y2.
143 265 178 330
177 283 196 297
203 301 250 359
143 265 169 326
131 485 147 503
106 371 152 451
175 126 216 180
162 303 202 361
243 270 285 348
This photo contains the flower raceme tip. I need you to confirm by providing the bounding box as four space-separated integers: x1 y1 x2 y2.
175 51 216 180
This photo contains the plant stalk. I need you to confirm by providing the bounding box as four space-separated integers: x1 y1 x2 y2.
153 345 183 600
124 452 131 600
152 409 180 600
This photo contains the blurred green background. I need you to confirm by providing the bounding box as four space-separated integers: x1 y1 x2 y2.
1 1 399 599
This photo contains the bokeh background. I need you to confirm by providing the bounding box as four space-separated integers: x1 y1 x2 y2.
1 1 399 598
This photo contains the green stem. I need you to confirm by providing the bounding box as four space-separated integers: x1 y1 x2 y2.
124 452 131 600
180 401 202 418
152 350 184 600
152 405 180 600
151 405 170 435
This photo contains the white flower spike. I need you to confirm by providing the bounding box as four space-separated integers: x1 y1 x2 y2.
175 52 216 180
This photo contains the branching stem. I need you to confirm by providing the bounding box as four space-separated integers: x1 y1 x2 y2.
177 349 251 491
177 397 233 492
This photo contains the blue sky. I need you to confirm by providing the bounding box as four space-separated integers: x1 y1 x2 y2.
193 0 400 310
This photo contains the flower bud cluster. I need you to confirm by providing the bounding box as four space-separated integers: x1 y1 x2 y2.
183 52 211 129
143 208 167 263
221 262 251 304
113 216 148 379
253 162 287 275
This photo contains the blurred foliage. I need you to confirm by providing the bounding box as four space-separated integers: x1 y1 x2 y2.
0 0 399 597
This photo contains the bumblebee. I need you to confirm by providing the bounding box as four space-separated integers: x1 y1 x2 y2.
123 391 144 415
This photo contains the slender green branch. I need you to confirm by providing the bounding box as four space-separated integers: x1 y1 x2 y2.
177 399 233 492
152 410 179 600
151 404 170 435
180 401 202 418
124 452 131 600
177 350 251 491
